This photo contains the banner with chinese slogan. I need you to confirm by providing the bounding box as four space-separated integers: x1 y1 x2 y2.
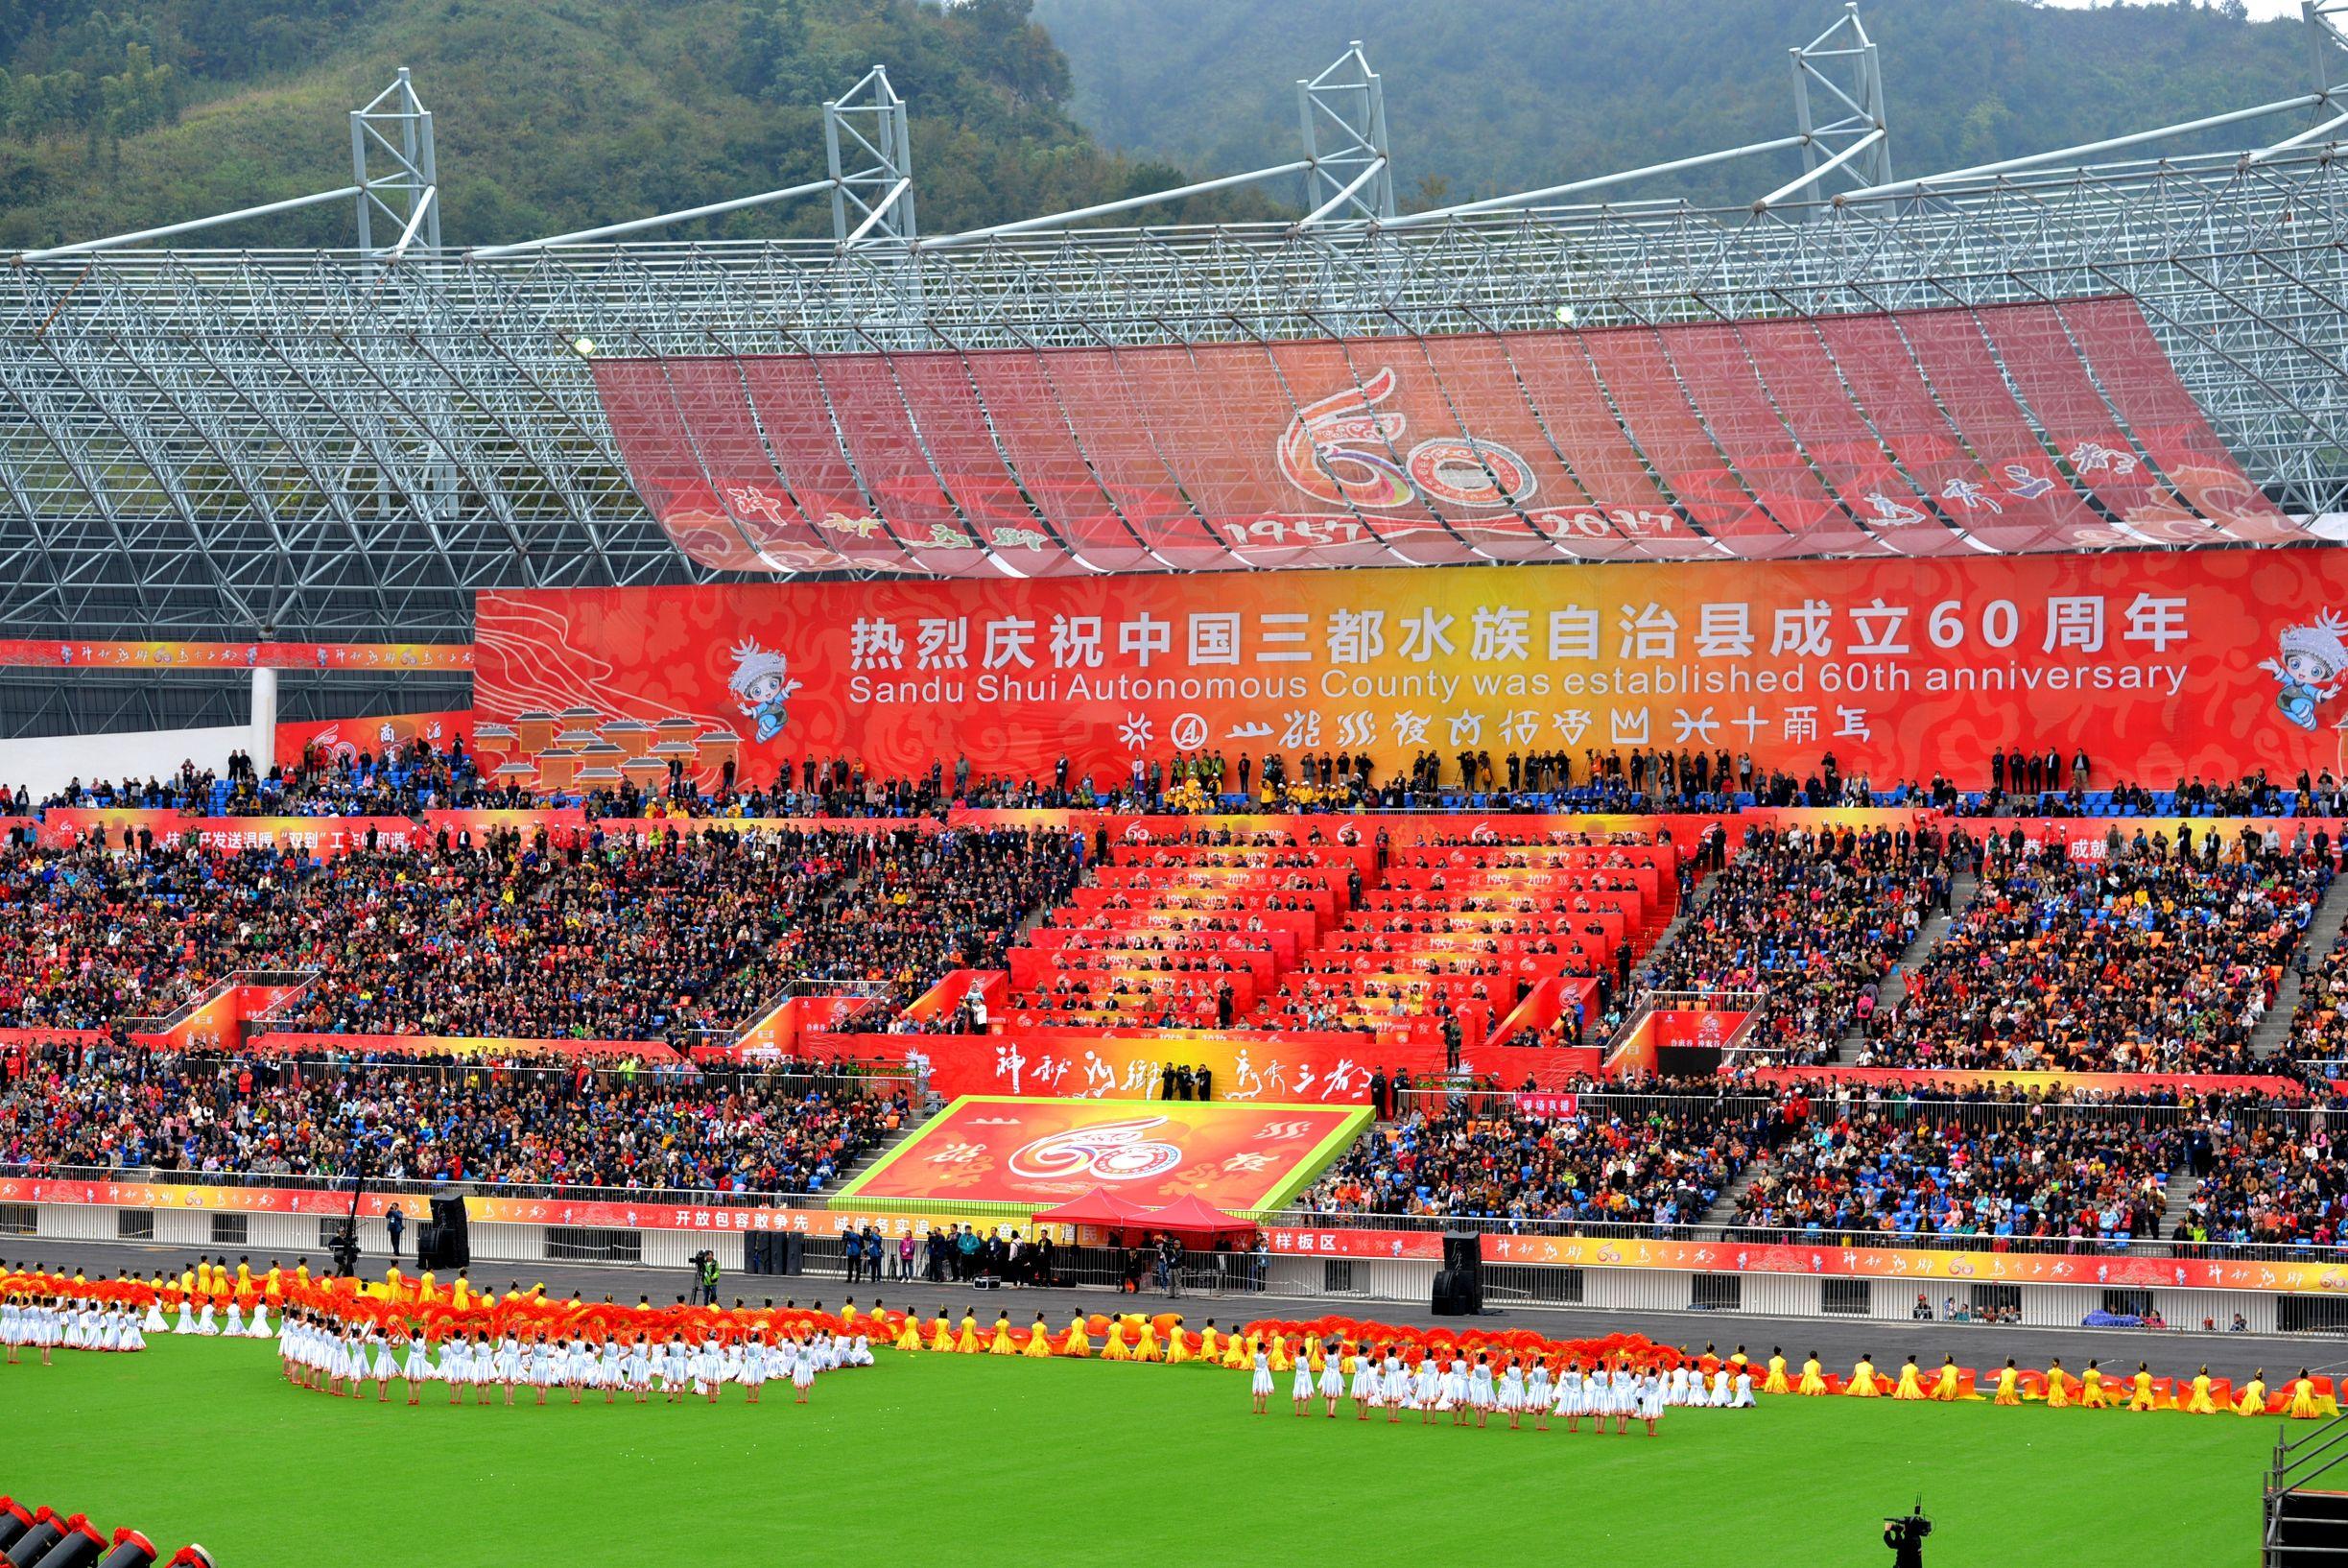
476 550 2337 789
37 809 418 855
273 709 474 769
799 1030 1600 1101
0 640 471 673
836 1097 1370 1212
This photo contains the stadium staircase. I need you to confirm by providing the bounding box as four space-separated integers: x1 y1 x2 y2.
2254 877 2346 1061
2265 1414 2348 1565
2156 1166 2205 1240
1829 866 1976 1061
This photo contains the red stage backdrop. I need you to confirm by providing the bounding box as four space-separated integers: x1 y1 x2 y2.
274 709 473 769
476 548 2348 789
837 1096 1369 1212
586 300 2293 577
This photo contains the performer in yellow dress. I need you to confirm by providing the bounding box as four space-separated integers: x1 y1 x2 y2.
1101 1319 1131 1361
1761 1347 1790 1395
1221 1331 1249 1370
2044 1359 2071 1409
1198 1321 1221 1365
2237 1370 2268 1416
1993 1360 2021 1406
1796 1353 1828 1395
1932 1356 1961 1402
1060 1315 1091 1357
1133 1318 1165 1363
929 1311 954 1353
954 1310 981 1354
2080 1361 2108 1409
2184 1366 2218 1414
894 1313 922 1352
986 1314 1016 1355
1166 1319 1193 1366
2128 1363 2159 1411
1845 1354 1881 1397
1269 1335 1294 1374
1891 1356 1926 1400
2289 1370 2325 1420
1023 1316 1053 1359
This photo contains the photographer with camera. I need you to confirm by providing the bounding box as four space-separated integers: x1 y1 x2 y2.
1883 1504 1932 1567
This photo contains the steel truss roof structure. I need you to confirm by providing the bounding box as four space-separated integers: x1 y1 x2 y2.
7 4 2348 640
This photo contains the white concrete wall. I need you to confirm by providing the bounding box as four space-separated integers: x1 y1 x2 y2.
0 723 253 801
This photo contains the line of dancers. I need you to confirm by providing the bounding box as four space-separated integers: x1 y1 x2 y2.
2 1295 150 1361
1248 1341 1755 1433
276 1304 872 1407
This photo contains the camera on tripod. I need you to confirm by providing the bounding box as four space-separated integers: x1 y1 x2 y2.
1883 1500 1933 1567
328 1224 361 1279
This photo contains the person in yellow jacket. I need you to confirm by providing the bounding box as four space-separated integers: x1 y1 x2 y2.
895 1313 923 1352
1133 1318 1164 1363
1796 1353 1828 1395
929 1310 954 1353
1060 1315 1091 1358
2237 1370 2269 1416
2290 1370 2325 1420
1891 1356 1926 1400
2045 1359 2072 1409
1198 1321 1221 1365
1101 1318 1131 1361
1845 1354 1881 1397
1992 1360 2021 1406
2128 1363 2159 1411
986 1313 1015 1355
1166 1318 1192 1366
954 1310 981 1354
1762 1347 1790 1395
841 1300 860 1329
2080 1361 2108 1409
2184 1366 2218 1414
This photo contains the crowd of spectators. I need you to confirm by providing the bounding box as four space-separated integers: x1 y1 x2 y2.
1857 834 2325 1076
0 1039 909 1194
1732 1098 2181 1241
1296 1096 1771 1225
0 823 1082 1042
1630 825 1956 1062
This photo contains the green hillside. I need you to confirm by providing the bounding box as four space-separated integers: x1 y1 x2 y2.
0 0 1278 251
1032 0 2313 212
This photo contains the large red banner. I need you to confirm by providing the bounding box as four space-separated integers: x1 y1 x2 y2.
38 809 419 854
590 302 2293 577
802 1031 1601 1101
837 1096 1368 1211
477 549 2345 789
274 709 473 769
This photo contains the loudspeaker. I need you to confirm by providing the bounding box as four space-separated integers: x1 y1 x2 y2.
1442 1230 1483 1315
426 1187 470 1271
781 1233 806 1276
745 1234 772 1275
1655 1044 1722 1079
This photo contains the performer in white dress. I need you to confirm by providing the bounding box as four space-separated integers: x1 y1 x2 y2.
173 1296 196 1336
1316 1341 1344 1418
1639 1368 1667 1436
1248 1346 1274 1415
790 1336 816 1404
1527 1359 1553 1433
1290 1347 1316 1416
1348 1344 1379 1421
1496 1359 1527 1431
1467 1354 1496 1429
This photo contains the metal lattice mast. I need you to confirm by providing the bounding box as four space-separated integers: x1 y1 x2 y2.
351 69 439 259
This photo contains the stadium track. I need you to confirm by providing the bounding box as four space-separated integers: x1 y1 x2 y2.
18 1235 2343 1384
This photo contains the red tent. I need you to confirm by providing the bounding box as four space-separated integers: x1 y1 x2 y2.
1031 1188 1157 1229
1143 1196 1255 1237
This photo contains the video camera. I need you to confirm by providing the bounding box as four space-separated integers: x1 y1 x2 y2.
1883 1501 1933 1567
328 1224 361 1280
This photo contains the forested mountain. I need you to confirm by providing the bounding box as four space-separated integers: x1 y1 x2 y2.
0 0 1277 250
1032 0 2312 212
0 0 2317 253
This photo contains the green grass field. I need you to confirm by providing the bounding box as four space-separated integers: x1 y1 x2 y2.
7 1338 2276 1565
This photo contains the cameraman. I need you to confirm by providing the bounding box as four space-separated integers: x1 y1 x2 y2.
1884 1509 1932 1568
